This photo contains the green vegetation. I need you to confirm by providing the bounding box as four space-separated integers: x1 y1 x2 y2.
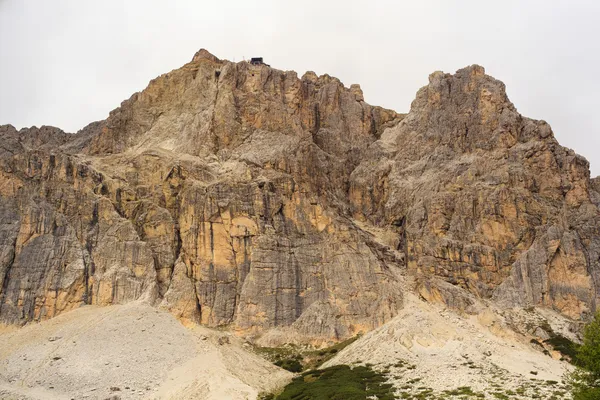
302 336 360 370
254 335 360 373
274 364 396 400
257 335 573 399
261 360 572 399
569 312 600 399
274 356 303 373
254 345 304 373
443 386 484 397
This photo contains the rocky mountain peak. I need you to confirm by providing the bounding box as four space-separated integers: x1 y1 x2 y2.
0 50 598 347
404 64 533 154
191 48 221 63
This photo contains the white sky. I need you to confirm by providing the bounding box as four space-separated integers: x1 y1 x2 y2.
1 0 599 175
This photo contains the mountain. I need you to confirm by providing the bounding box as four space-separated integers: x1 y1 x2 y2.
0 49 598 352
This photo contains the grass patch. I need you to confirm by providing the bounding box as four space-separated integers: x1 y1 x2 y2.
274 357 303 373
443 386 484 397
254 335 360 373
302 336 360 370
254 344 305 372
274 364 396 400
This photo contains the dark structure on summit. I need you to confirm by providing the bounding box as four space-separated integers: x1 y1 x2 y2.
250 57 270 67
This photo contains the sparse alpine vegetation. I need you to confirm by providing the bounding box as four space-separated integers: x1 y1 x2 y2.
265 365 395 400
254 336 360 372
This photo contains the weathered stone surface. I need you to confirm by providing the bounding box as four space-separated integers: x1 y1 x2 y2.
416 275 484 315
1 51 599 342
0 50 403 342
350 65 600 319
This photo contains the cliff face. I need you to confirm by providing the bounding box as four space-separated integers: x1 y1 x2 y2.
350 66 600 320
0 50 598 342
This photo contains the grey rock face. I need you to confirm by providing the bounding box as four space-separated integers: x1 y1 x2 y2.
0 51 403 342
0 52 598 343
350 65 599 319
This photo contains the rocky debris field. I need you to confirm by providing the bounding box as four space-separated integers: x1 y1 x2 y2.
0 302 290 400
0 297 575 399
322 293 574 399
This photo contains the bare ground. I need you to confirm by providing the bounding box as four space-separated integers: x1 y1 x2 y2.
0 302 291 400
0 294 576 399
324 293 573 399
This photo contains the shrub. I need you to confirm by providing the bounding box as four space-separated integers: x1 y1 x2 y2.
275 358 303 373
275 364 396 400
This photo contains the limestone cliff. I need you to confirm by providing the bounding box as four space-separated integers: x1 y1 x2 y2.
0 50 598 343
350 66 599 320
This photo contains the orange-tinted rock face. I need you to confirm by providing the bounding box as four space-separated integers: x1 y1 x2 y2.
350 66 600 319
0 52 598 342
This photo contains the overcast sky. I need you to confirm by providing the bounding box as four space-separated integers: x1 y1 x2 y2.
1 0 599 175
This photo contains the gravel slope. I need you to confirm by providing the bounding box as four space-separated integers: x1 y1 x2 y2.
324 293 573 399
0 302 291 400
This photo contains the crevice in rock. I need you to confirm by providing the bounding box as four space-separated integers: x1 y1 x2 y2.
337 88 351 141
188 263 202 323
370 109 378 138
261 185 271 226
209 221 215 256
292 251 302 320
311 103 321 138
83 201 99 305
241 236 251 285
210 72 221 153
82 248 94 305
113 188 128 220
392 216 409 268
227 234 240 323
111 274 117 303
276 203 287 235
170 223 182 285
0 236 18 317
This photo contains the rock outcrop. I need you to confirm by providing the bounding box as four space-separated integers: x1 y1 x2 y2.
350 65 600 320
0 50 598 343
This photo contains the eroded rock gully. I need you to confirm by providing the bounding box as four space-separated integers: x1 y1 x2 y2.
0 50 598 343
